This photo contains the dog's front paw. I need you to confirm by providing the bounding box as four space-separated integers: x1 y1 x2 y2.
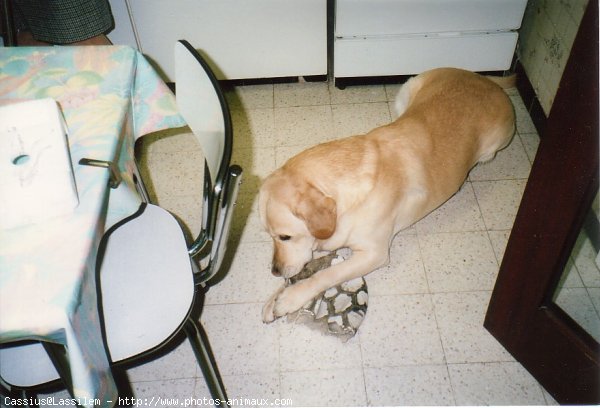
271 281 314 319
262 285 285 323
263 281 317 323
262 300 276 323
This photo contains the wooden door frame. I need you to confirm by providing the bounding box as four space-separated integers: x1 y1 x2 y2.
484 0 599 404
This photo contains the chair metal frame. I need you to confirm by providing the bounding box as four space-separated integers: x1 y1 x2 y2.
175 40 242 285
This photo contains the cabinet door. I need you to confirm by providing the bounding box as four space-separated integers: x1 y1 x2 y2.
333 0 526 78
334 32 517 77
336 0 527 37
125 0 327 81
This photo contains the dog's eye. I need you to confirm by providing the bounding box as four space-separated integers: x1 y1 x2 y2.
278 235 292 241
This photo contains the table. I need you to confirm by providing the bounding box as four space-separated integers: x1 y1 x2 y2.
0 46 186 406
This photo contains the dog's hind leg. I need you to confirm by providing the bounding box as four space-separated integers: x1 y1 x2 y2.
477 113 516 163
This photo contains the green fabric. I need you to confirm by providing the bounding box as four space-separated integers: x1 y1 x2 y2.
14 0 113 44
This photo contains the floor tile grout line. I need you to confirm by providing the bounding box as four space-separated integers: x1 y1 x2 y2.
129 374 199 383
356 325 370 407
583 285 600 320
470 177 507 269
414 226 451 391
415 226 488 235
202 287 513 307
516 130 539 166
469 175 530 183
470 171 506 270
277 321 284 403
444 362 460 406
129 359 529 383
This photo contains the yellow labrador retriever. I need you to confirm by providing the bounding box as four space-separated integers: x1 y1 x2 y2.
259 67 515 323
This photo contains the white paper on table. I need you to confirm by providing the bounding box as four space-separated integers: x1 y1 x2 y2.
0 99 79 230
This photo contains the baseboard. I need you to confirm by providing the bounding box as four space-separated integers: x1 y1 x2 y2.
168 60 548 139
514 61 547 137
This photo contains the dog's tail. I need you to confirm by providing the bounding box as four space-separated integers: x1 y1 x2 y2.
486 73 517 89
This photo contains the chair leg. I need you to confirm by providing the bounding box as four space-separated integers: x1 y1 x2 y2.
183 318 229 407
0 381 35 405
42 342 76 398
19 390 39 407
111 368 135 406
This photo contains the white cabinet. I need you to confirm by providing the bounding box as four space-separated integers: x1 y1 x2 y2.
109 0 327 81
334 0 527 79
108 0 527 82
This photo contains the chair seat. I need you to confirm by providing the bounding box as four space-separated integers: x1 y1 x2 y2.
102 204 194 362
0 204 194 387
0 342 59 387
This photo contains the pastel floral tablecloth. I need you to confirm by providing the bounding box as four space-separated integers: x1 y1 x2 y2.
0 46 186 406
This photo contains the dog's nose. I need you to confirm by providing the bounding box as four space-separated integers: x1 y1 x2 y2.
271 264 282 277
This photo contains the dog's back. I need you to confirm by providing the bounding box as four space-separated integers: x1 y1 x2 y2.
398 68 515 159
262 68 516 234
385 68 515 215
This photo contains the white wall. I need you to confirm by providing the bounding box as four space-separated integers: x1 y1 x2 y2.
518 0 589 114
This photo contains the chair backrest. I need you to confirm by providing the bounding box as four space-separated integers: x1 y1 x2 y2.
174 40 241 284
175 40 232 190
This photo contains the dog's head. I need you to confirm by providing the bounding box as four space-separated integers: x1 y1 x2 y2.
258 171 336 279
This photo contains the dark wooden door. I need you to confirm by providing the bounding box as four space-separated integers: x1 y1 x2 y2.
484 0 599 404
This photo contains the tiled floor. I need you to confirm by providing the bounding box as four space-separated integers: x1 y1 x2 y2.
43 79 563 406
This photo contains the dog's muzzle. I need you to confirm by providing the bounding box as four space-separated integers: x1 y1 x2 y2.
271 264 282 277
271 263 303 279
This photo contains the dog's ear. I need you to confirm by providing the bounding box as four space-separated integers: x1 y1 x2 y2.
294 183 337 239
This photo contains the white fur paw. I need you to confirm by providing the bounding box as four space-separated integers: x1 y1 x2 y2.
272 281 314 319
263 281 317 323
262 300 276 323
262 285 285 323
